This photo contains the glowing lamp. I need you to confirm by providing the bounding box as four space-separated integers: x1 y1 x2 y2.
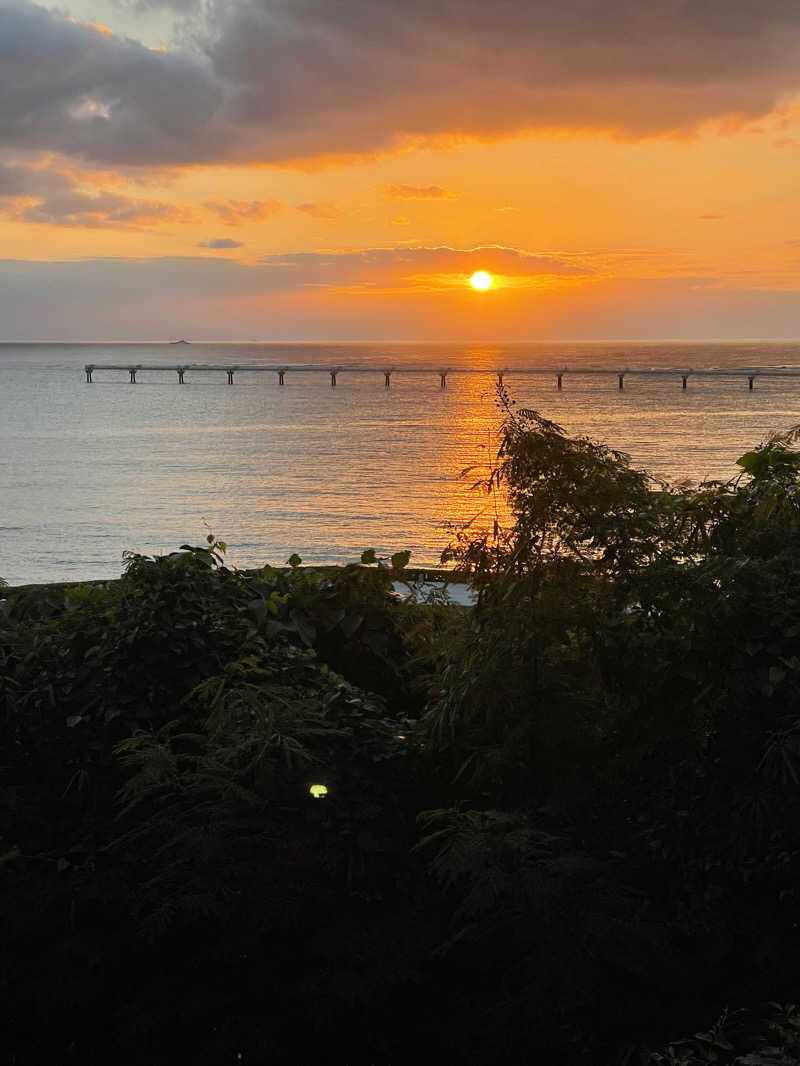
309 783 328 799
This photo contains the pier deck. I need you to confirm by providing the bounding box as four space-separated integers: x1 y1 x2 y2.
83 362 800 390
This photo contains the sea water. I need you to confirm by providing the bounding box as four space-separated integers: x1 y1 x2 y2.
3 341 800 585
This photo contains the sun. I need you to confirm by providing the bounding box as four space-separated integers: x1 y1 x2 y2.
470 270 493 291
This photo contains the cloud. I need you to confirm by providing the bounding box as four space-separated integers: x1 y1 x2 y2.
198 237 242 248
698 214 725 220
257 245 591 291
0 3 222 165
0 159 189 228
204 198 284 224
1 256 798 342
125 0 201 11
207 0 800 154
382 184 456 200
3 0 800 168
296 202 343 221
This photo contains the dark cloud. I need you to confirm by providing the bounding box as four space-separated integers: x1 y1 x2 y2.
0 2 222 165
204 198 284 224
382 184 456 200
2 0 800 167
0 159 188 227
198 237 243 247
125 0 202 12
200 0 800 154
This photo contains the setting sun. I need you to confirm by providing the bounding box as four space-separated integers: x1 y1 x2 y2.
470 270 493 291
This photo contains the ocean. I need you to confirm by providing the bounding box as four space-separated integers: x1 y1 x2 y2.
3 341 800 586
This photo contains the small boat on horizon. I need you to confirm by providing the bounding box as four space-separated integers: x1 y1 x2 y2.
170 338 191 345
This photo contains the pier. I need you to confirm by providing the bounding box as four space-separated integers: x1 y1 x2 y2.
83 362 800 389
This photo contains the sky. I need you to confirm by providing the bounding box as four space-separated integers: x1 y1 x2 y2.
1 0 799 341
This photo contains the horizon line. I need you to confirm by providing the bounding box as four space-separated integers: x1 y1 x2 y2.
3 338 800 346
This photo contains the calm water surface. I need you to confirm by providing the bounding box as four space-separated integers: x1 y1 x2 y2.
3 341 800 585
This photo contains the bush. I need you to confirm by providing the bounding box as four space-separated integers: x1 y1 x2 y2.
1 540 431 1064
7 404 800 1063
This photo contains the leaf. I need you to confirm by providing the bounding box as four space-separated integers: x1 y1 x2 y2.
286 553 302 569
736 450 761 474
114 734 146 753
360 548 377 565
338 613 363 638
65 714 85 728
249 598 268 626
737 1053 796 1065
267 589 287 615
289 609 317 646
390 550 411 570
178 546 215 567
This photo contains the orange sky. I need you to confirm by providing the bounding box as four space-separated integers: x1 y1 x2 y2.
1 1 799 340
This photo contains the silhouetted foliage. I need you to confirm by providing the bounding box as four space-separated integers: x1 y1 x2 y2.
421 393 800 1059
6 402 800 1063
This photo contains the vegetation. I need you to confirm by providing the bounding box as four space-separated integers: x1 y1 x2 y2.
5 392 800 1064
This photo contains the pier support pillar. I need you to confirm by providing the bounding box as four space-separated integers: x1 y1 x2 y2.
682 375 688 389
278 370 285 385
226 369 234 385
129 368 137 384
440 373 447 389
85 366 93 383
384 371 392 388
557 374 563 390
330 370 337 387
497 371 504 386
618 373 625 390
177 369 185 384
748 375 755 390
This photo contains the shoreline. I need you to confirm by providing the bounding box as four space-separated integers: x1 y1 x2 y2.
2 564 478 606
